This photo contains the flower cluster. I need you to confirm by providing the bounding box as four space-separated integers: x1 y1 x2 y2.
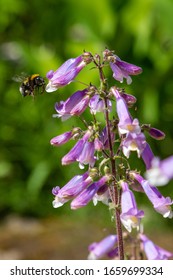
88 233 173 260
47 49 173 259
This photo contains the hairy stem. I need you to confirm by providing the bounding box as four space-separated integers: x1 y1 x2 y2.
104 98 124 260
98 62 124 259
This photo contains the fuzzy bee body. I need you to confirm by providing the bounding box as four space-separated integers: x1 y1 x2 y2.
14 74 45 97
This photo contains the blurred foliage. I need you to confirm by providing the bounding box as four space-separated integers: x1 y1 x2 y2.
0 0 173 234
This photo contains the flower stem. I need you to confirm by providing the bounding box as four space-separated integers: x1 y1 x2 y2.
102 96 124 259
98 63 124 260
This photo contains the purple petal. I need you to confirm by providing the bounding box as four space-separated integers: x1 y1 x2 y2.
116 57 143 75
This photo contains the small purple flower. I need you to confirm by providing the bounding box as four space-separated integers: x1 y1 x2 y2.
61 139 84 165
142 125 165 140
52 172 92 208
46 55 88 92
148 127 165 140
61 130 96 168
132 172 173 218
120 181 144 232
145 156 173 186
53 88 89 121
88 235 118 260
111 87 133 133
122 132 146 158
111 88 141 136
103 49 142 84
71 175 110 209
50 131 73 146
58 172 90 198
140 234 173 260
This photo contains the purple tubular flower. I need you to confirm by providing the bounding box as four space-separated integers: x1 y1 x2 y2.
132 173 173 218
145 156 173 186
58 172 90 198
111 88 141 136
50 131 73 146
46 55 87 92
61 139 84 165
103 49 142 84
120 181 144 232
141 125 165 140
111 87 133 132
148 127 165 140
53 89 89 121
110 55 142 85
112 88 143 135
141 143 155 169
61 130 96 168
71 176 109 209
140 234 173 260
122 132 146 158
52 172 92 208
88 235 118 260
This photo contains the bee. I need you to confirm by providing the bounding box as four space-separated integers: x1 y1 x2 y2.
13 73 45 97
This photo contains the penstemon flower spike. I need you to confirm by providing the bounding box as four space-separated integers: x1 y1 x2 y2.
47 49 173 260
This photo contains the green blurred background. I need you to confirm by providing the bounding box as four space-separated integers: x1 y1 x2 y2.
0 0 173 259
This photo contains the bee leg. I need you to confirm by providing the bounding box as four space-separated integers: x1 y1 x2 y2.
41 85 45 94
30 91 35 99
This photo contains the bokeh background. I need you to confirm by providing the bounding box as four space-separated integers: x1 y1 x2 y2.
0 0 173 259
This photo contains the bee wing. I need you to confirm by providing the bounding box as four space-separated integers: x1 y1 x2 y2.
12 76 24 82
12 72 28 83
